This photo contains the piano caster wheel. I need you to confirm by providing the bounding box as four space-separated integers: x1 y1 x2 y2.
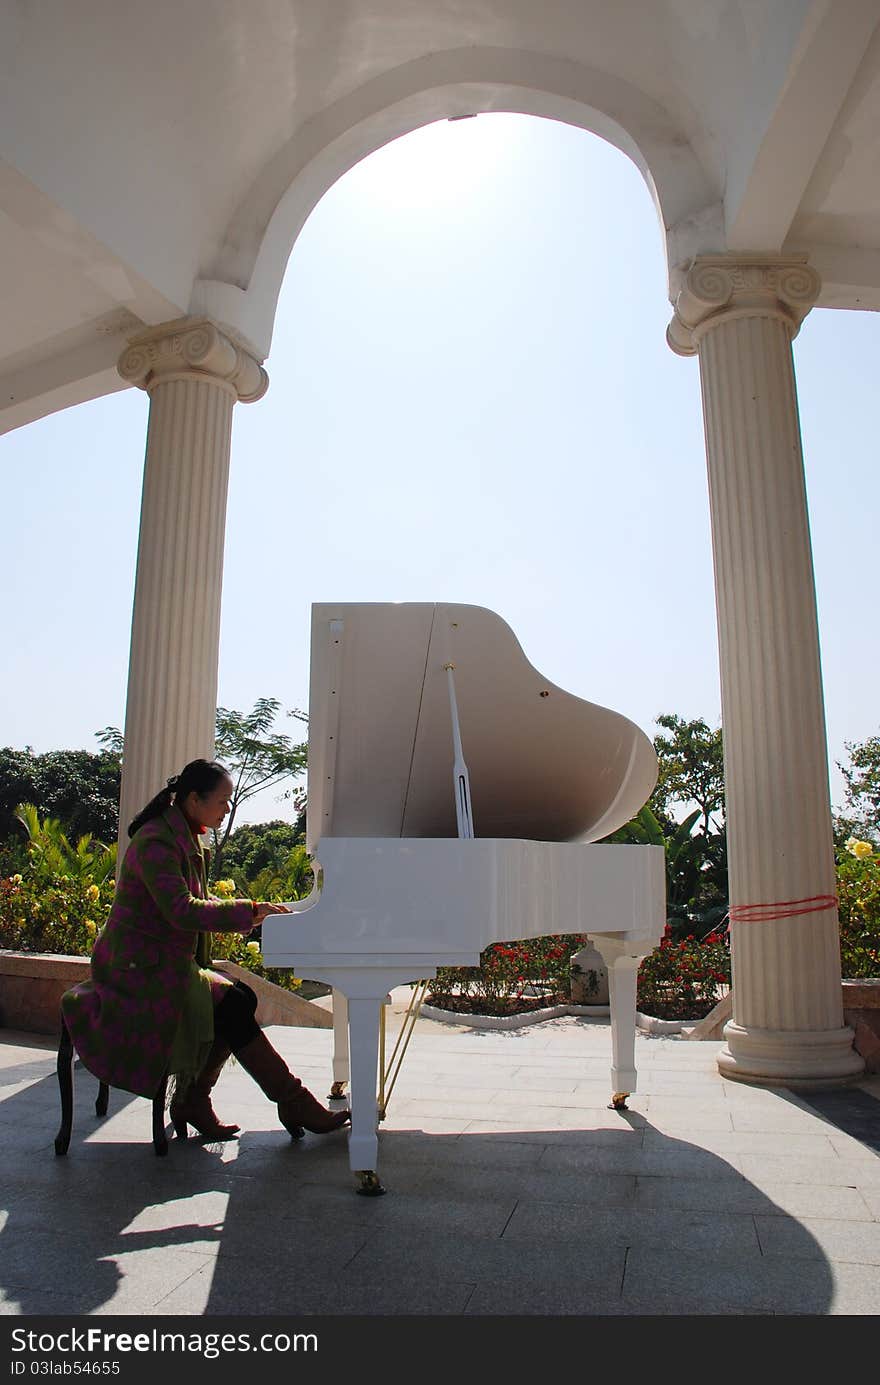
609 1092 630 1111
355 1170 387 1197
328 1081 347 1100
287 1125 306 1140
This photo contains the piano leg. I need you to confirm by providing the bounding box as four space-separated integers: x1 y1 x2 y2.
591 939 641 1110
307 967 427 1193
329 988 349 1100
346 995 386 1196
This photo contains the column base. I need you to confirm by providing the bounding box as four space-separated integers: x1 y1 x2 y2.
717 1021 865 1089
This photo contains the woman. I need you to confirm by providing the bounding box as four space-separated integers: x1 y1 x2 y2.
61 759 349 1139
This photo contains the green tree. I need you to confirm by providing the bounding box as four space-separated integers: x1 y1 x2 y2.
835 732 880 846
0 747 122 845
248 844 314 903
607 803 727 935
651 714 725 835
99 698 308 877
212 699 307 873
605 713 728 935
218 820 304 895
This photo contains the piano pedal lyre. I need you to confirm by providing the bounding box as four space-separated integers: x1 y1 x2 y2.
609 1092 630 1111
355 1170 386 1197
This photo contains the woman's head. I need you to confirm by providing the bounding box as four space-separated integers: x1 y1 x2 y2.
172 760 234 831
127 759 233 837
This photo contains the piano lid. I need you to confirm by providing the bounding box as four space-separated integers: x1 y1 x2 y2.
305 602 657 853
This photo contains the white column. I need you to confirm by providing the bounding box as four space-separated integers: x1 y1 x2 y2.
116 318 268 849
668 257 862 1086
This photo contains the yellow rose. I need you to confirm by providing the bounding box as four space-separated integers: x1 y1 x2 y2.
11 874 22 885
213 879 236 898
845 837 873 860
86 884 100 902
85 920 96 935
246 940 260 953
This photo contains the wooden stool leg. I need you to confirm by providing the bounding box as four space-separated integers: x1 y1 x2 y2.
54 1022 74 1156
153 1073 169 1156
95 1083 109 1117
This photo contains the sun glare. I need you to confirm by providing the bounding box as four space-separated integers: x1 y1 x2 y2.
339 112 525 219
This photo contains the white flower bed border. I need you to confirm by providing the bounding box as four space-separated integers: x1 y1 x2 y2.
420 1000 699 1034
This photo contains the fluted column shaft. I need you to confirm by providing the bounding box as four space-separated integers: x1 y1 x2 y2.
116 318 268 852
669 257 862 1086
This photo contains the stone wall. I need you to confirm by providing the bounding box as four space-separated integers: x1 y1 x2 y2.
842 980 880 1074
0 951 332 1036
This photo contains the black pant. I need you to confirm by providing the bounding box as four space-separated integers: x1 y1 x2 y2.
212 979 260 1051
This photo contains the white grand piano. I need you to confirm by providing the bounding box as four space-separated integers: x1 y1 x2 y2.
262 603 665 1193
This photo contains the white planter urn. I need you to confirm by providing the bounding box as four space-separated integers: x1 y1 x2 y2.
570 943 610 1005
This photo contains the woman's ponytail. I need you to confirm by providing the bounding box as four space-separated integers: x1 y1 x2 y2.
127 786 175 838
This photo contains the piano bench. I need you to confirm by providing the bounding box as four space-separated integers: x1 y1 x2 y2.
54 1017 169 1157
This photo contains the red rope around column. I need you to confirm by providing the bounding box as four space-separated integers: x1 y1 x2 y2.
727 895 838 923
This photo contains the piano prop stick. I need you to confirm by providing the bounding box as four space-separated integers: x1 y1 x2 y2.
444 661 474 839
262 603 666 1193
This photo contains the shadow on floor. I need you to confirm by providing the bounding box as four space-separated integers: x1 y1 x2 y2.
0 1049 841 1317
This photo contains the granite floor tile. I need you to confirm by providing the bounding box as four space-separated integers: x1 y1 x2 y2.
170 1263 475 1315
0 1235 217 1315
263 1184 518 1236
635 1109 735 1133
739 1153 880 1188
644 1094 732 1114
379 1132 548 1167
537 1141 744 1178
827 1135 880 1162
461 1119 642 1144
0 1288 111 1315
858 1188 880 1219
381 1113 474 1135
729 1108 841 1134
633 1175 873 1221
622 1246 836 1314
345 1229 628 1291
359 1165 637 1208
641 1129 841 1158
485 1087 592 1109
463 1283 634 1315
502 1202 762 1255
755 1213 880 1265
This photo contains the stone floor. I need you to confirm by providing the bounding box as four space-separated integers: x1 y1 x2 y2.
1 1009 879 1317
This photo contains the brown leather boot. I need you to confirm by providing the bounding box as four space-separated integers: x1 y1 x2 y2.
234 1030 350 1136
170 1040 240 1140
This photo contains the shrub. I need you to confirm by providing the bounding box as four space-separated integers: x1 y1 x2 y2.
637 925 731 1020
0 805 117 954
837 841 880 979
0 863 301 993
0 870 114 956
426 934 588 1015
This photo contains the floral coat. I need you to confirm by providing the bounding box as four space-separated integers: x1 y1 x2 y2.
61 805 254 1098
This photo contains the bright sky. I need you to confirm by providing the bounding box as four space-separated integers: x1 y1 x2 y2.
2 114 878 826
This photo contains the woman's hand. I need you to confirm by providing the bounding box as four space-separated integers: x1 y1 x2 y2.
251 901 292 925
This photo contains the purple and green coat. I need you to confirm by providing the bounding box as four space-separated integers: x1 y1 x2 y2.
62 805 254 1098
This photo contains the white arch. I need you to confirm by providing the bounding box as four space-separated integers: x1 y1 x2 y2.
192 47 720 359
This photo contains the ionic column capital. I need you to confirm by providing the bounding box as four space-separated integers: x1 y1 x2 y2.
667 255 821 357
118 316 268 402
